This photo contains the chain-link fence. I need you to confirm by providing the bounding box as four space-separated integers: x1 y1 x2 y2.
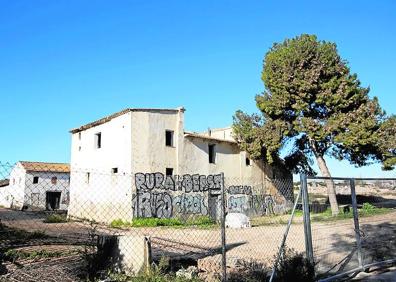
0 161 301 281
302 175 396 281
2 161 393 281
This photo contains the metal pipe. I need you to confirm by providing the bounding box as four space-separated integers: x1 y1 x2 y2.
301 174 314 264
318 258 396 282
269 185 302 282
307 176 396 181
220 172 227 282
350 178 363 268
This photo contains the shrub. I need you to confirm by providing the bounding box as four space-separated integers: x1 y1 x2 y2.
274 247 315 282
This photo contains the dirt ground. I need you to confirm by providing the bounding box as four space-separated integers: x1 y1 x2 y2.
1 207 395 281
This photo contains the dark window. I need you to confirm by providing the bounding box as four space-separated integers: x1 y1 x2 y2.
166 168 173 176
86 172 90 184
246 157 251 166
208 144 216 164
165 130 174 147
78 132 81 140
51 177 57 184
33 176 39 184
95 132 102 149
112 167 118 174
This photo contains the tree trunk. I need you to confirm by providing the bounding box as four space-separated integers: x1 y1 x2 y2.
316 155 339 216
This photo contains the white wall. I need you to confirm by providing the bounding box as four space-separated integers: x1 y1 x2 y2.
68 112 133 222
0 185 11 208
68 109 293 223
7 163 26 209
131 110 182 174
24 171 70 210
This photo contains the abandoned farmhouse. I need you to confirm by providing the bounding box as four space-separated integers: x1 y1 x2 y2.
1 161 70 210
67 107 293 223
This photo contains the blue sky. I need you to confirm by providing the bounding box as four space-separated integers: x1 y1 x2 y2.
0 0 395 178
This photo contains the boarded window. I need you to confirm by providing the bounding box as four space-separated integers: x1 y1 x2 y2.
33 176 39 184
51 177 57 184
166 168 173 176
208 144 216 164
165 130 174 147
95 132 102 149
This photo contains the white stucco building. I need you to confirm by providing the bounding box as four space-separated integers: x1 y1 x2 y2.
68 108 293 223
3 161 70 210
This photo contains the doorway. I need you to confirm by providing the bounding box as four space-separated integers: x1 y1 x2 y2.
46 191 61 210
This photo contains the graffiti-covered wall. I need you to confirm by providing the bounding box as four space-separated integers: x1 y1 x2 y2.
132 172 223 219
132 172 294 220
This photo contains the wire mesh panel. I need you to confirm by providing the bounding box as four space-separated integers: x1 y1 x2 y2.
222 176 305 280
305 176 396 281
0 161 226 281
353 179 396 267
306 177 360 278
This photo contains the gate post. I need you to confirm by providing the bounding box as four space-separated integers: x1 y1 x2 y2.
350 178 363 269
220 172 227 282
301 174 314 264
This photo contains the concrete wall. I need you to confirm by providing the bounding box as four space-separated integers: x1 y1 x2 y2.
24 171 70 210
131 110 183 174
68 112 133 222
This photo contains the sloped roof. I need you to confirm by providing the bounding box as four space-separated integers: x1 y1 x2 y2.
184 132 237 144
70 107 185 134
19 161 70 173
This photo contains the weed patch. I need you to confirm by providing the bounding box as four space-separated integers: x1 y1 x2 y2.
44 213 67 223
110 216 216 229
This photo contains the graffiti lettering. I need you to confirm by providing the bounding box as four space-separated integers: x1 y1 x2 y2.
228 195 249 213
135 173 222 193
132 191 173 218
174 194 208 215
227 185 252 195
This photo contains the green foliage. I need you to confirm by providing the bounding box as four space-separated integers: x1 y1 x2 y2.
274 247 315 282
110 216 216 228
233 34 395 174
44 213 67 223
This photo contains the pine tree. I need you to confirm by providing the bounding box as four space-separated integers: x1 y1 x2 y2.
233 34 395 215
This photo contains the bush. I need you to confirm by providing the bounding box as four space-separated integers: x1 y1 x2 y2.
44 214 67 223
274 247 315 282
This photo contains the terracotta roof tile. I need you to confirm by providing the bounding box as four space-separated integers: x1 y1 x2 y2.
19 161 70 173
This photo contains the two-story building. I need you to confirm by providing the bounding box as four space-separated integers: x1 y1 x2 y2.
67 108 293 223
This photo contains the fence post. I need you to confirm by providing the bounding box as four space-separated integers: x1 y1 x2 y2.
301 174 314 264
220 172 227 282
350 178 363 269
